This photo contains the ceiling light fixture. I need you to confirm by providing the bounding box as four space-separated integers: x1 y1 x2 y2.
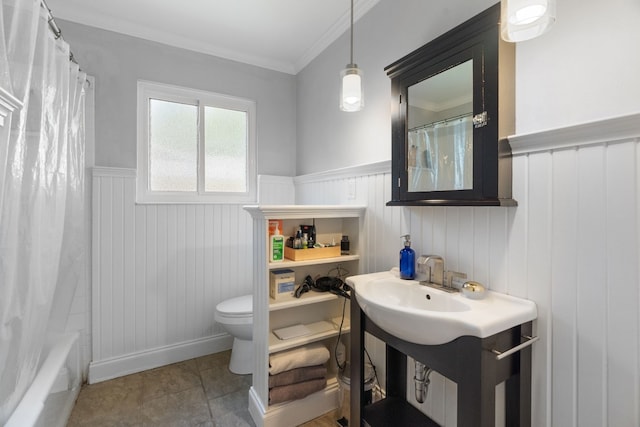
340 0 363 112
501 0 556 42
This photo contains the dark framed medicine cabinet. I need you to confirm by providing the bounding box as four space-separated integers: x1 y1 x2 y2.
386 3 516 206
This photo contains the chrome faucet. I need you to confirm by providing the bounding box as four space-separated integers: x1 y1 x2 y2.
417 255 467 293
417 255 444 285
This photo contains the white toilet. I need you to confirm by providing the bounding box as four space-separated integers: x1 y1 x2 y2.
214 294 253 374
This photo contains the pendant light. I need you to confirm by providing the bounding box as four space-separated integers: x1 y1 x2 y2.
501 0 556 42
340 0 363 112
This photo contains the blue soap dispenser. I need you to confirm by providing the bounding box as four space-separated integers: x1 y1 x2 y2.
399 234 415 280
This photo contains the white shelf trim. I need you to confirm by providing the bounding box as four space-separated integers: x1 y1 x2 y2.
269 292 340 311
245 205 366 219
269 254 359 270
268 320 350 354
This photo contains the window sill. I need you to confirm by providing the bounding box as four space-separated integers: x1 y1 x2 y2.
135 192 256 205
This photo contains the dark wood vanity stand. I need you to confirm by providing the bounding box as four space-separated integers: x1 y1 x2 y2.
350 295 533 427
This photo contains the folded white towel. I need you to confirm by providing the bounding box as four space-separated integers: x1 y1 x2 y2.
269 343 330 375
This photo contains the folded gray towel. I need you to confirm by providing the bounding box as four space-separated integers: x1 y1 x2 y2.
268 364 327 388
268 377 327 405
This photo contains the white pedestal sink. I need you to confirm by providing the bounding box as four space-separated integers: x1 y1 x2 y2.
347 270 537 345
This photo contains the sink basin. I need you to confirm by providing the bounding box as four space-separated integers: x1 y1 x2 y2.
347 270 537 345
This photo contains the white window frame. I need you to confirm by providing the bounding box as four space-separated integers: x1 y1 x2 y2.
136 80 257 204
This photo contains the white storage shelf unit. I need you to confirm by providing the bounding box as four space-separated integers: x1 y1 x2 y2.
243 205 365 427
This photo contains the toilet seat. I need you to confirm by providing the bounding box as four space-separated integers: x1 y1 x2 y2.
215 294 252 324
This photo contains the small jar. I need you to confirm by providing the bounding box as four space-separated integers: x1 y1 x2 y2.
340 236 350 255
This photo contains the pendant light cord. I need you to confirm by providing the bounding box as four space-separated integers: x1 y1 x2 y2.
349 0 354 66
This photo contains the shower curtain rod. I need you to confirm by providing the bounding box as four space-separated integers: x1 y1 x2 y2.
41 0 79 65
409 112 473 132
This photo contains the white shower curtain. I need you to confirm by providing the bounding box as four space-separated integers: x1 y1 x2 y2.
408 115 472 192
0 0 86 422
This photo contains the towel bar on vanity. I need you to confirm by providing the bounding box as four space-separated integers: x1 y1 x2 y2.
491 335 539 361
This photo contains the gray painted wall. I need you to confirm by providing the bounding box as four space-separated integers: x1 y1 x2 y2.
296 0 640 174
295 0 495 175
60 20 297 176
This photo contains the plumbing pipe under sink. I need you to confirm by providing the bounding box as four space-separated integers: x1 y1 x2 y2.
414 360 433 404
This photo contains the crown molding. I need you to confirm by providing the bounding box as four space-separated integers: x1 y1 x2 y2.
56 0 380 75
295 0 380 73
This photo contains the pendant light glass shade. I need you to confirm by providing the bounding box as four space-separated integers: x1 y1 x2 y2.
340 66 363 112
501 0 556 42
340 0 363 112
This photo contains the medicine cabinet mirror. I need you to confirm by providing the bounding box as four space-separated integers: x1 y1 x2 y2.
386 3 516 206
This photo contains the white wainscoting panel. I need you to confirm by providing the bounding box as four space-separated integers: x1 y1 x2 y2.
258 175 295 204
89 114 640 425
90 168 253 382
294 115 640 427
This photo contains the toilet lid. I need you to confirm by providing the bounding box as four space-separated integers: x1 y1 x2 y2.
216 294 252 316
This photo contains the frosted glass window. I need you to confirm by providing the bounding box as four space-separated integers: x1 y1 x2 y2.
137 81 256 203
204 106 247 192
149 99 198 192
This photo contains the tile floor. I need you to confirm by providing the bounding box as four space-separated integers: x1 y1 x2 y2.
67 350 341 427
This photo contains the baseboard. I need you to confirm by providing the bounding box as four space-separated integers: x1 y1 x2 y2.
248 378 341 427
88 333 233 383
248 386 267 427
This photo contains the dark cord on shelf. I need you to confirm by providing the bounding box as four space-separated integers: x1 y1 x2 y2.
334 297 348 371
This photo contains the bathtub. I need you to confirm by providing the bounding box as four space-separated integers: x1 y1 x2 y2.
5 332 81 427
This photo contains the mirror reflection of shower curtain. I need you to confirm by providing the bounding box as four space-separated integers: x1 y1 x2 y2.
408 115 472 192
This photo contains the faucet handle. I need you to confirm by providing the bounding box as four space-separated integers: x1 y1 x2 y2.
461 281 486 299
445 271 467 289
